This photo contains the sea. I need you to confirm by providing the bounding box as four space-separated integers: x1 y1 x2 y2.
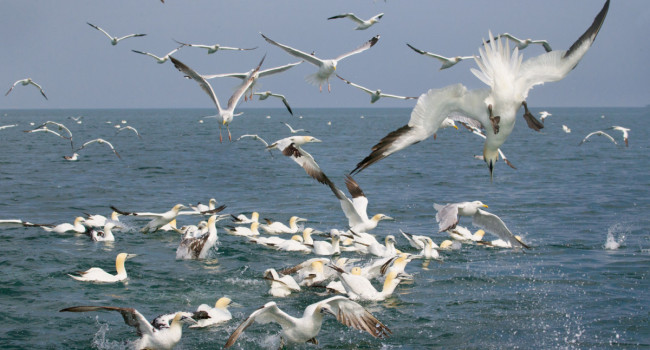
0 107 648 349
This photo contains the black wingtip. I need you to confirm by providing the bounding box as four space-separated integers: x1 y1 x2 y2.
564 0 610 59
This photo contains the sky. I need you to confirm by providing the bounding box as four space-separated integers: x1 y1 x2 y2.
1 1 648 109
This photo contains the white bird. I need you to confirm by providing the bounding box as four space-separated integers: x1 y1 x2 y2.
260 216 307 234
279 258 331 286
367 235 398 258
327 12 384 30
458 121 516 169
254 91 294 115
24 126 71 147
312 229 342 256
230 211 259 224
275 235 312 253
32 121 74 149
406 43 474 70
87 222 121 242
60 306 197 350
190 297 234 328
5 78 48 100
261 33 380 92
173 39 257 54
400 230 434 250
112 204 188 234
170 55 264 143
447 226 486 243
263 268 301 297
84 211 121 228
86 22 146 45
235 134 274 157
351 1 610 180
578 130 618 146
489 33 553 52
131 46 182 64
77 138 121 159
267 136 330 185
68 252 136 283
34 216 86 234
225 221 260 236
539 111 552 123
0 124 17 130
562 124 572 133
336 75 417 103
608 126 630 146
175 215 220 259
63 153 79 161
224 296 391 348
188 198 218 213
116 125 142 139
329 265 404 301
435 201 530 249
281 121 308 133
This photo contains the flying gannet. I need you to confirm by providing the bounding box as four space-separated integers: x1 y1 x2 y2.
87 22 146 45
336 75 418 103
267 136 330 184
116 125 142 139
5 78 48 100
406 44 474 70
327 12 384 30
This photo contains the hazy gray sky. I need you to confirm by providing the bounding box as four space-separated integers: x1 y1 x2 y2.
1 1 648 109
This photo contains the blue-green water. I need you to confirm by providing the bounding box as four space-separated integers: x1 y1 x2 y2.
0 107 648 349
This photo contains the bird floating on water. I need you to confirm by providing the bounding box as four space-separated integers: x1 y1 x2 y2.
190 297 235 328
68 252 136 283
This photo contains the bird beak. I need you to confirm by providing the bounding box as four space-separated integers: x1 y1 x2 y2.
482 204 489 208
312 138 322 143
453 125 459 130
126 254 138 259
297 217 308 222
383 216 394 221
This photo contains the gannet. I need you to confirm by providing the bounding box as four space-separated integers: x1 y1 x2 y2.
406 43 474 70
562 125 572 133
0 124 17 130
367 235 398 258
263 268 301 297
170 55 264 143
175 215 220 259
189 198 218 213
112 204 188 233
281 121 308 134
5 78 48 100
458 121 516 169
261 33 380 92
224 296 391 348
32 121 74 149
329 265 404 301
190 297 234 328
230 211 259 224
478 235 527 249
351 0 610 180
259 216 307 234
201 61 302 100
336 75 418 103
87 222 121 242
131 46 182 64
254 91 294 115
312 229 342 256
267 136 329 184
327 12 384 30
400 230 437 250
608 126 630 146
60 306 197 350
116 125 142 139
380 253 414 277
275 235 312 253
87 22 146 45
35 216 86 234
0 219 50 228
225 221 260 236
448 226 485 242
280 258 330 287
173 39 257 54
489 33 553 52
435 201 530 249
539 111 552 123
63 153 79 161
77 138 121 159
578 131 618 146
235 134 274 157
68 252 136 283
83 211 121 228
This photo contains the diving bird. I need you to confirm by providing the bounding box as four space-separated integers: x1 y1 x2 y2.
68 252 136 283
261 33 380 92
224 296 391 348
131 46 182 64
190 297 235 328
169 55 265 143
578 130 618 146
458 121 516 169
116 125 142 138
77 138 121 159
336 75 417 103
539 111 552 123
327 12 384 30
173 39 257 54
434 201 530 249
6 78 48 100
406 43 474 70
281 122 308 133
327 175 392 234
267 136 329 184
60 306 198 350
86 22 146 45
608 126 630 146
254 91 294 115
351 1 609 180
489 32 553 52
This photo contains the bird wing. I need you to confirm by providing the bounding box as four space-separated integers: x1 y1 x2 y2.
379 92 417 100
328 13 364 24
345 175 369 222
336 75 374 95
325 179 364 227
169 56 222 112
434 203 459 232
224 302 295 348
531 40 553 52
258 61 302 78
334 35 379 61
201 72 248 80
226 55 265 112
279 142 331 185
473 209 529 249
132 50 162 60
116 33 146 42
59 306 154 337
237 134 269 147
29 80 48 99
87 22 113 40
406 43 446 60
261 34 324 67
26 127 66 139
321 296 392 339
217 45 258 51
580 131 617 145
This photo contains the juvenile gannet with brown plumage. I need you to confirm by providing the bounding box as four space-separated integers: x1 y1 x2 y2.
68 252 136 283
175 215 220 259
224 296 391 348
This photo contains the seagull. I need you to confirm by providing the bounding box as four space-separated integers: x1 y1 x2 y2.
116 125 142 138
0 124 17 130
327 12 384 30
32 121 74 150
235 134 274 157
224 296 391 348
5 78 48 100
60 306 198 350
458 121 516 169
77 138 121 159
281 122 308 133
169 55 265 142
261 33 380 92
267 136 330 184
131 46 182 64
562 124 572 133
175 215 220 260
262 268 301 297
86 22 146 45
201 61 302 101
189 297 235 328
434 201 530 249
406 43 474 70
351 0 609 180
608 126 630 146
489 33 553 52
539 111 552 123
254 91 293 115
578 130 618 146
259 216 307 235
68 252 136 283
24 126 71 147
173 39 257 54
336 75 417 103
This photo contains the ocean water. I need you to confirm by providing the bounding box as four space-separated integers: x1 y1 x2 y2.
0 107 648 349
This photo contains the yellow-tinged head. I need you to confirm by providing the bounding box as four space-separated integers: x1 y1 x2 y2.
215 297 232 309
208 215 217 225
372 214 393 222
251 212 259 221
439 240 454 249
311 260 324 272
474 229 485 239
172 204 186 212
73 217 85 225
251 222 260 231
110 211 121 220
351 267 362 275
291 235 303 242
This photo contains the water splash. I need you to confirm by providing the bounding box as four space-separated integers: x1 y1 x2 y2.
91 317 125 350
604 223 627 250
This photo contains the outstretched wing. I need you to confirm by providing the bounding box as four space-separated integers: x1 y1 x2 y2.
261 33 324 67
434 203 459 232
170 56 222 112
321 296 392 339
60 305 154 337
473 209 529 249
335 35 380 61
224 302 295 348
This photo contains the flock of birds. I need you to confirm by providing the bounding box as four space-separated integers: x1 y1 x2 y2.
2 1 630 349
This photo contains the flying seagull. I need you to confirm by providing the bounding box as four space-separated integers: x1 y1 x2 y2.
87 22 146 45
77 138 121 159
489 33 553 52
6 78 48 100
131 46 182 64
337 74 417 103
327 12 384 30
406 43 474 70
174 39 257 54
253 91 294 115
578 130 618 146
608 126 630 146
